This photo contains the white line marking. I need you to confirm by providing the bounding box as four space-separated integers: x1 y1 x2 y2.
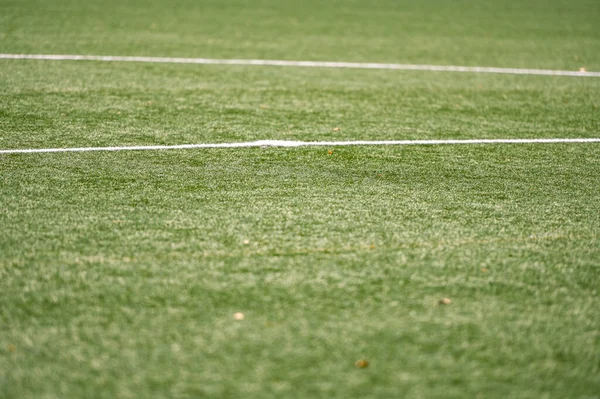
1 139 599 154
1 54 599 77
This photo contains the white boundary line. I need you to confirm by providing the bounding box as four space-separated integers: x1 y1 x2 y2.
1 139 599 154
1 54 599 77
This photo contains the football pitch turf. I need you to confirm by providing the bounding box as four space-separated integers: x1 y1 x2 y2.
1 0 599 398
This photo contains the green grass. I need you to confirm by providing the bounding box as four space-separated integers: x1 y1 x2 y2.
2 0 600 70
1 61 599 150
1 147 599 398
1 0 600 398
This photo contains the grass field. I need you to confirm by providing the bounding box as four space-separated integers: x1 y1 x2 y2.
1 0 599 398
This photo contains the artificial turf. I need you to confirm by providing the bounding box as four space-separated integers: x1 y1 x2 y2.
1 0 599 398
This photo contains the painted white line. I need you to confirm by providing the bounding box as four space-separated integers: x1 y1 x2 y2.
1 138 599 154
1 54 599 77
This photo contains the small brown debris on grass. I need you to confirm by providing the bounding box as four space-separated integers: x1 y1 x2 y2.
481 267 488 273
259 104 269 109
439 298 452 305
369 244 376 250
355 359 369 368
8 344 16 353
332 127 341 131
233 312 245 320
327 150 333 155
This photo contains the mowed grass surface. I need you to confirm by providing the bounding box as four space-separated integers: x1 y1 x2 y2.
1 0 600 69
1 61 599 150
1 0 600 398
1 146 599 398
